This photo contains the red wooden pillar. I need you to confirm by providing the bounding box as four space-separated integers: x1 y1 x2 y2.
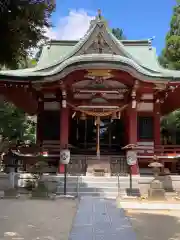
127 105 139 175
154 101 161 146
36 100 44 145
58 107 69 173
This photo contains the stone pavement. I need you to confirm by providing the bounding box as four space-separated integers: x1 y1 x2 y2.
69 197 137 240
0 199 77 240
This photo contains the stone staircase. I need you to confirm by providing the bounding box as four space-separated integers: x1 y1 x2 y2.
56 176 140 198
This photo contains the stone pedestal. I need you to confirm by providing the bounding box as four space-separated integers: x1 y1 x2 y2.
31 180 49 199
148 179 166 201
86 156 111 176
0 173 19 198
4 188 19 198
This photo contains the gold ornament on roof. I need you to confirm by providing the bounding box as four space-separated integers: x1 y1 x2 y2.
86 69 113 78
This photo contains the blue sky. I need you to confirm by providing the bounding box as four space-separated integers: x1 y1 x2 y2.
49 0 176 55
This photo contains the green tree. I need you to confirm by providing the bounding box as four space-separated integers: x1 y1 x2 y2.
161 111 180 144
0 101 36 146
159 1 180 69
158 49 169 68
159 1 180 143
0 0 55 69
112 28 126 40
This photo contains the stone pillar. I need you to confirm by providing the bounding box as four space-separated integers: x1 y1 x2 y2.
127 105 139 175
58 107 69 173
154 100 161 146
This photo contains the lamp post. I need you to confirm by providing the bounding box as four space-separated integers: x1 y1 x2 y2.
95 116 101 158
60 146 70 195
122 144 137 196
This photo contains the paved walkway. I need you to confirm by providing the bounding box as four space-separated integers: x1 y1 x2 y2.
69 197 137 240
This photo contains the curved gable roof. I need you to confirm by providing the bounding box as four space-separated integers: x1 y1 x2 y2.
0 14 180 82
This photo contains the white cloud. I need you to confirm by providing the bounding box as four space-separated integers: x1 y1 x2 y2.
46 9 95 40
30 9 94 58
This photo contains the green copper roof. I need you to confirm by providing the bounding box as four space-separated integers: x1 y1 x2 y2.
1 16 180 82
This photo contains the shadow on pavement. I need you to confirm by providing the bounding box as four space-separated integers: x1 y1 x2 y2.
127 210 180 240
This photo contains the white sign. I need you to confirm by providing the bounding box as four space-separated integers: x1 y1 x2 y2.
127 150 137 166
60 149 70 165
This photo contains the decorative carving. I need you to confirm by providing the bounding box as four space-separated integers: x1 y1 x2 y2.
117 88 128 93
85 40 113 54
95 76 104 84
74 9 124 57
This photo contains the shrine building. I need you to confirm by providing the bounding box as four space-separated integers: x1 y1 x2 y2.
1 11 180 175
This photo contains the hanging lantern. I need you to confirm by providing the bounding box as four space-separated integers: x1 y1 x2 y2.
62 99 66 108
111 111 117 120
132 99 136 109
117 111 121 119
80 112 86 120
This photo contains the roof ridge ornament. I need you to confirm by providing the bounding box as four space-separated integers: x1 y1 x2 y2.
97 9 102 20
88 9 103 31
148 36 155 50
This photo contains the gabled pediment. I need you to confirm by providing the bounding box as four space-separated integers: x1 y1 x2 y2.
74 21 127 56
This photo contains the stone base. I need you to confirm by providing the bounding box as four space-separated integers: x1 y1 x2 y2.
31 189 49 199
148 179 166 201
148 189 166 201
3 188 19 198
30 181 50 199
30 192 56 200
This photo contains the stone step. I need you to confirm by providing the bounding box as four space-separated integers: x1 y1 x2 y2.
56 190 139 198
57 186 139 193
56 176 139 183
58 183 139 189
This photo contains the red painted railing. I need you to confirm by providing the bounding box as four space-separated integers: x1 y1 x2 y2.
137 145 180 159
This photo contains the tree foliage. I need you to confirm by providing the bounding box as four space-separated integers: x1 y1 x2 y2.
0 0 54 150
0 0 55 69
0 101 36 144
112 28 126 40
159 1 180 140
159 1 180 69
